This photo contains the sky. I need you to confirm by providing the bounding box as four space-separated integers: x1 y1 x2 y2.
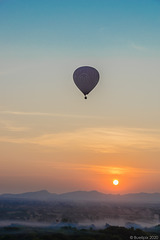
0 0 160 194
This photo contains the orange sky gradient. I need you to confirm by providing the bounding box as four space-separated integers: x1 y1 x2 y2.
0 121 160 194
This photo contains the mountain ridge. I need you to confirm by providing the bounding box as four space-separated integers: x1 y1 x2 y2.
0 190 160 203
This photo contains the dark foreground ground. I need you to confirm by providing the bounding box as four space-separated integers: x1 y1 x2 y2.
0 225 160 240
0 198 160 239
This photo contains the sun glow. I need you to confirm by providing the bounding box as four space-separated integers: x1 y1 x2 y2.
113 179 119 186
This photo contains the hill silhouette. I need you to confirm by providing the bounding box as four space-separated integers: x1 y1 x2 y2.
0 190 160 203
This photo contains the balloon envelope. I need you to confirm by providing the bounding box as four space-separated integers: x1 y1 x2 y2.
73 66 99 98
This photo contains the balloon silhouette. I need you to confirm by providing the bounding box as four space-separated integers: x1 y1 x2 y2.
73 66 99 99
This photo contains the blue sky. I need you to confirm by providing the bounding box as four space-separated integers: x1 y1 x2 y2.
0 0 160 194
1 0 160 56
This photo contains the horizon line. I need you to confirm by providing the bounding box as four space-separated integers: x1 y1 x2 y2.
0 189 160 196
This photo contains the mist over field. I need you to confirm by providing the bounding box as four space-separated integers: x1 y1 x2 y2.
0 190 159 231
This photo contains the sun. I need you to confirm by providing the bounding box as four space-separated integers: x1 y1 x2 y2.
113 179 119 186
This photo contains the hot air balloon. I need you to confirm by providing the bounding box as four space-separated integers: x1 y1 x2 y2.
73 66 99 99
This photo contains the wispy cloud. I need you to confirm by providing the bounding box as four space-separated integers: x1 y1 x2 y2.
0 120 29 132
45 163 160 176
0 127 160 153
91 165 160 175
131 42 147 52
0 110 102 119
